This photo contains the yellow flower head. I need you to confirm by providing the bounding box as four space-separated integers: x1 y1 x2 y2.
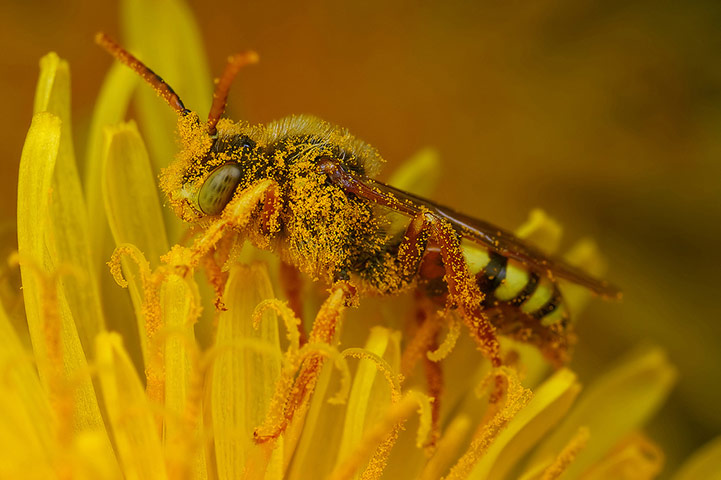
8 2 718 479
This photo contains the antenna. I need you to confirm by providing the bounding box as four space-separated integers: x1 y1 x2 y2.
207 51 259 136
95 32 190 116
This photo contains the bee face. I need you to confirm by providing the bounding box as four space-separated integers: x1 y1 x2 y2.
169 126 267 220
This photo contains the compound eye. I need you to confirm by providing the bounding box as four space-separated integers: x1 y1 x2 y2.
198 164 242 215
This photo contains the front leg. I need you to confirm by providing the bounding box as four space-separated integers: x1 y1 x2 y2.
163 179 281 274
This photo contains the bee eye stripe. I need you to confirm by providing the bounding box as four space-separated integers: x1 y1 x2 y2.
198 164 242 215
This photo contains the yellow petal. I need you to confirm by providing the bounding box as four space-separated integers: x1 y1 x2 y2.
84 63 142 364
96 332 167 479
470 368 581 479
17 112 59 278
18 113 113 452
69 430 124 480
161 274 206 479
56 288 119 465
161 274 195 419
121 0 213 241
285 362 339 479
561 238 609 316
212 264 283 478
673 436 721 480
102 122 170 360
515 209 563 255
338 328 401 467
0 300 54 477
528 346 676 478
85 63 137 264
388 147 441 197
580 432 663 480
102 121 170 265
34 53 72 118
34 52 106 351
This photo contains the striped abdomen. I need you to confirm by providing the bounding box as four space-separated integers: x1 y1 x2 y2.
418 240 568 327
462 240 568 326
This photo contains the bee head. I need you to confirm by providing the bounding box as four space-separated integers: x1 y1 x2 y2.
164 118 268 220
95 33 259 222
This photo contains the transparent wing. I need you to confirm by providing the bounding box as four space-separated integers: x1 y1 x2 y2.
362 178 622 299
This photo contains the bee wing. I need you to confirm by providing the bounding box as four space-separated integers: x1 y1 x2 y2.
360 178 622 300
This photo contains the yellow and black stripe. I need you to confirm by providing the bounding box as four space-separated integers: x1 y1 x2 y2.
460 240 568 326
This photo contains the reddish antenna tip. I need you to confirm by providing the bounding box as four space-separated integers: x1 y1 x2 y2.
94 32 108 45
207 50 259 135
233 51 260 65
95 32 189 116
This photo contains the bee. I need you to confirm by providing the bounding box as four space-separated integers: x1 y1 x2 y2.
96 33 620 368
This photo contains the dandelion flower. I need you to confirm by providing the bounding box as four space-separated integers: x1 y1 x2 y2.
7 3 713 479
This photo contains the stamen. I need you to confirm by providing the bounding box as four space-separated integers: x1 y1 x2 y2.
329 392 433 480
342 348 402 402
400 303 441 376
359 393 435 480
420 416 472 480
252 299 302 354
107 244 152 288
200 250 229 310
108 245 167 413
298 343 351 405
427 312 461 362
578 431 664 479
445 368 532 479
424 345 443 452
540 427 590 480
253 284 351 442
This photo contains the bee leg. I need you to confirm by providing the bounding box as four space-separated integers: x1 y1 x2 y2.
279 261 307 345
400 295 442 376
424 331 443 451
397 212 502 367
179 179 280 268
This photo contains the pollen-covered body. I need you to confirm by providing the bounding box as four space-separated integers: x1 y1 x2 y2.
162 114 573 360
263 116 399 288
100 33 619 376
163 114 413 295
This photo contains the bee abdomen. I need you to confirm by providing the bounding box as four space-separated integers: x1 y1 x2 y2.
461 241 568 326
477 251 507 294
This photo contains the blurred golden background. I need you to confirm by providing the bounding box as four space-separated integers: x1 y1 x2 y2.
2 0 720 474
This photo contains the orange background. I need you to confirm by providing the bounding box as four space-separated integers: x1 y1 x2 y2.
2 0 720 472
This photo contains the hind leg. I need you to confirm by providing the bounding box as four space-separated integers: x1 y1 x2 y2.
396 211 502 367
